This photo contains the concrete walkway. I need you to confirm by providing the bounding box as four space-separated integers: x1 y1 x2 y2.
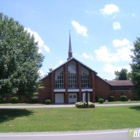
0 103 140 108
0 129 134 140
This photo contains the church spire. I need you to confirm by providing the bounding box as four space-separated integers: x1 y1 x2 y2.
67 30 73 60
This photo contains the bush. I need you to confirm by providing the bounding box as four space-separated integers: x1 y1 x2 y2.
98 98 104 103
30 96 38 103
45 99 51 104
120 95 127 101
108 96 115 102
134 95 140 100
11 97 19 103
75 101 95 108
88 102 95 108
95 96 101 102
75 102 84 108
0 98 5 103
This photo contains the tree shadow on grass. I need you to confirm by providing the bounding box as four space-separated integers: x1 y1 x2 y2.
129 106 140 111
0 109 34 123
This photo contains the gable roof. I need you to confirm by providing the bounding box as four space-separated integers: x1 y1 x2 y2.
42 57 97 80
106 80 133 86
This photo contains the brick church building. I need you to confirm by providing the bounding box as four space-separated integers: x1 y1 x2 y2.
38 32 134 104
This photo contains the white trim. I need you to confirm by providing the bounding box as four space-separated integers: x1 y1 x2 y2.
54 89 65 92
68 89 79 92
82 89 93 92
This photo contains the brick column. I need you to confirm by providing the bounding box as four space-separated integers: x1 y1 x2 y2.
77 63 82 101
90 72 96 102
51 72 55 103
64 64 68 103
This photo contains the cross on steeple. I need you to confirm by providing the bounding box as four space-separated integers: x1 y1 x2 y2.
67 30 73 60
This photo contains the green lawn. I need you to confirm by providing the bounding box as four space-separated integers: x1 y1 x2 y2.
0 103 45 106
102 100 140 104
0 106 140 132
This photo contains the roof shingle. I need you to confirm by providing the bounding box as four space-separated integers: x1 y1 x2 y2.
107 80 133 86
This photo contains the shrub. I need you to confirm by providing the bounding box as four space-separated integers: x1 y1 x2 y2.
11 97 19 103
108 96 115 102
75 102 84 108
88 102 95 108
45 99 51 104
120 95 127 101
95 96 101 102
0 98 5 103
98 98 104 103
134 95 140 100
30 96 38 103
75 101 95 108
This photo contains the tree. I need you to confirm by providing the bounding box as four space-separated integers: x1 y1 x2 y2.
130 37 140 96
114 68 131 80
0 13 44 99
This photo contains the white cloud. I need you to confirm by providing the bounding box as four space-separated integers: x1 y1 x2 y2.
113 22 121 30
112 38 130 47
100 4 119 15
38 69 45 78
95 46 119 62
53 59 64 69
82 53 93 60
71 21 88 36
25 28 50 53
44 45 50 52
103 63 131 77
59 60 64 64
95 43 133 62
132 13 136 17
85 10 98 14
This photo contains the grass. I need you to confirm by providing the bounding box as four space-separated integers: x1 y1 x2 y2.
0 106 140 132
0 103 45 106
102 100 140 104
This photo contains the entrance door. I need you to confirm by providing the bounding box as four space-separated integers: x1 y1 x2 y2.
68 93 77 103
55 93 64 104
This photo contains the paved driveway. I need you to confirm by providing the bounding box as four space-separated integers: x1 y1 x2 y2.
0 129 132 140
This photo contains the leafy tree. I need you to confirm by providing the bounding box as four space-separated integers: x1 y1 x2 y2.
114 68 131 80
0 13 44 99
49 68 53 72
130 37 140 96
47 68 53 74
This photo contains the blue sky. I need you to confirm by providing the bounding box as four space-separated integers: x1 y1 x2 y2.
1 0 140 80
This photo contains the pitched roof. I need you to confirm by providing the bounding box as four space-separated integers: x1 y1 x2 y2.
106 80 133 86
42 57 97 80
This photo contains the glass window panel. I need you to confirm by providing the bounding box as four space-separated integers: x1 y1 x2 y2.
68 61 77 88
55 67 64 88
81 66 90 88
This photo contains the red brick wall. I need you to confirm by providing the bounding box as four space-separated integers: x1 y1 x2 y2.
110 90 135 100
95 76 110 100
38 74 51 103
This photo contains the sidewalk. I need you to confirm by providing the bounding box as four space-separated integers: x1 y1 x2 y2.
0 103 140 108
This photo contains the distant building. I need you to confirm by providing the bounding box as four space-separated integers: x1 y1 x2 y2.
38 32 134 104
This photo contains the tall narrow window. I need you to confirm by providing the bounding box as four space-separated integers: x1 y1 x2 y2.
68 61 77 88
81 67 90 88
55 67 64 88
